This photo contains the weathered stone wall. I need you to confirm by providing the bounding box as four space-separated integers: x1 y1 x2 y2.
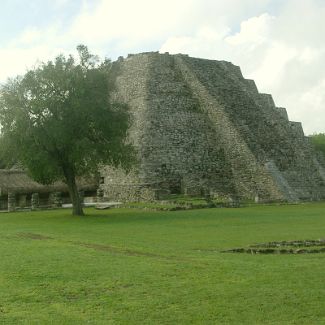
100 52 325 202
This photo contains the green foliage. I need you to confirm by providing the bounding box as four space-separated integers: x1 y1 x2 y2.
0 45 131 183
309 133 325 156
1 204 325 323
0 45 133 215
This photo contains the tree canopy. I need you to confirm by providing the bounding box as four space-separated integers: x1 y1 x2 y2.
309 133 325 157
0 45 132 215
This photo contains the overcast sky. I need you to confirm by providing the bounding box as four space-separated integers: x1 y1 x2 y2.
0 0 324 134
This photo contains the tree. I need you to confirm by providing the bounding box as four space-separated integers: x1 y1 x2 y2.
310 133 325 156
0 45 132 216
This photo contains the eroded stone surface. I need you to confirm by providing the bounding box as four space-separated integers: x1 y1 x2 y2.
100 52 325 202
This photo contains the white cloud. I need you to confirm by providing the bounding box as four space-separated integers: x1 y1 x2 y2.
249 42 298 90
54 0 69 7
160 25 230 59
0 45 72 82
0 47 48 81
298 47 323 64
67 0 197 49
226 13 274 46
18 28 42 45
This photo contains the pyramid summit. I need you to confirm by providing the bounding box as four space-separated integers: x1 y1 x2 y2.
100 51 325 202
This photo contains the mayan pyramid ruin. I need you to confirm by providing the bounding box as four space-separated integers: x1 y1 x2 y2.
100 52 325 202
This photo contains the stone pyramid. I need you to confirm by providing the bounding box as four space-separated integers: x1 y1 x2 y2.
100 52 325 202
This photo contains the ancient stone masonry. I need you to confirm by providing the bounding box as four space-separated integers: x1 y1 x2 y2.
100 52 325 202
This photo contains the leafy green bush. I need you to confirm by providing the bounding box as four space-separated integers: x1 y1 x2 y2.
310 133 325 156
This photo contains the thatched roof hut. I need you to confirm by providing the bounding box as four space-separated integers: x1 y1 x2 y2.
0 169 97 195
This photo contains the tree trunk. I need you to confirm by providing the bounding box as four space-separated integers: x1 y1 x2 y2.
63 166 84 216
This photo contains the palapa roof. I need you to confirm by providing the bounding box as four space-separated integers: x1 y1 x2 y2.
0 169 98 195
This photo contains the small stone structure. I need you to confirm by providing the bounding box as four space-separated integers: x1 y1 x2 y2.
0 169 97 211
223 239 325 254
31 193 39 210
100 52 325 202
7 192 15 212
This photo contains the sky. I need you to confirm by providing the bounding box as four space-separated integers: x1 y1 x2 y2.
0 0 324 135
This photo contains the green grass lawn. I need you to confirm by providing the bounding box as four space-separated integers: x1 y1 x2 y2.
1 203 325 324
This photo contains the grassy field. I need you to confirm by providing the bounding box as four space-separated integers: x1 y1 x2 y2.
1 203 325 324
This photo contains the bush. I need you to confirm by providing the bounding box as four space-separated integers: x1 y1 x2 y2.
310 133 325 156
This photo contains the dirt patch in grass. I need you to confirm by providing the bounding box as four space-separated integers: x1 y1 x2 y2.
16 232 53 240
223 239 325 254
73 241 172 259
13 233 185 261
